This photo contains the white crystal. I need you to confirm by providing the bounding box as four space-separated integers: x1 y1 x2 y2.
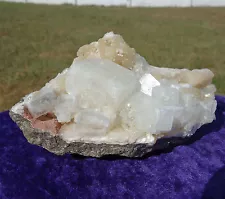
140 73 160 96
120 92 160 134
103 31 115 39
45 68 68 94
105 128 130 143
74 109 110 129
65 58 140 110
53 94 77 123
18 32 217 145
59 123 107 143
132 54 150 78
155 108 175 132
152 81 180 106
24 87 57 118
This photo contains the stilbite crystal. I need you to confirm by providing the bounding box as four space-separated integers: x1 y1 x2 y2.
10 32 217 157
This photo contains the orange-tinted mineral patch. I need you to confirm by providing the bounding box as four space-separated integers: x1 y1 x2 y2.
23 108 61 135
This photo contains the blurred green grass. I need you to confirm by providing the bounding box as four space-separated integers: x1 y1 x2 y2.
0 2 225 111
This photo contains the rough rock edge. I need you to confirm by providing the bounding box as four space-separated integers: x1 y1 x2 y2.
9 110 191 158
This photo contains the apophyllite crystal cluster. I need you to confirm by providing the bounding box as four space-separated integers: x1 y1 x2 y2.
10 32 217 157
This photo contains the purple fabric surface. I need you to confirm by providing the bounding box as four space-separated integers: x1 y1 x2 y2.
0 96 225 199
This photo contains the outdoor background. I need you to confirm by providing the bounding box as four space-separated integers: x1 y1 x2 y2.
0 2 225 111
2 0 225 6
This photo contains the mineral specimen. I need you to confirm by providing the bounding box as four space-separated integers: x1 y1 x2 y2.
10 32 217 157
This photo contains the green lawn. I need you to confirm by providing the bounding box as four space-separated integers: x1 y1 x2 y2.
0 2 225 111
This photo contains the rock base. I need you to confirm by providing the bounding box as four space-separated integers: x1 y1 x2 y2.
10 110 191 158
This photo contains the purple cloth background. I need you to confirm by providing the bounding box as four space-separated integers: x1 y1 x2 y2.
0 96 225 199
